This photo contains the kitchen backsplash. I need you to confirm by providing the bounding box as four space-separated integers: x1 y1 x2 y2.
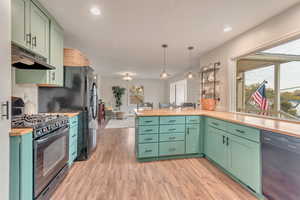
11 68 38 114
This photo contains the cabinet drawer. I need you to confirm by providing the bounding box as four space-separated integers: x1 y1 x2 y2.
206 117 227 131
160 133 185 142
227 123 260 143
138 143 158 158
139 126 159 134
159 141 185 156
160 116 185 125
138 134 159 143
160 125 185 133
139 117 159 126
186 116 200 124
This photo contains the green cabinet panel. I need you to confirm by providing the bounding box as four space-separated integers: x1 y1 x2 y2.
159 141 185 156
10 133 33 200
159 125 185 133
139 117 159 126
186 116 200 124
159 133 185 142
138 134 159 143
49 21 64 86
30 1 49 58
11 0 30 48
138 143 158 158
139 125 159 134
160 116 185 125
206 117 227 131
69 116 78 166
227 134 261 192
205 126 228 169
186 124 200 154
227 122 260 143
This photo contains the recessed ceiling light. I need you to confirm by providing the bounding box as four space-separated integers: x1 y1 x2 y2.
223 26 232 33
90 7 101 15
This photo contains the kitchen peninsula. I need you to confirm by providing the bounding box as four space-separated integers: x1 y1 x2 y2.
135 108 300 199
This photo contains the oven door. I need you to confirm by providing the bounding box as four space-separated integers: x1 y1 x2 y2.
34 126 69 198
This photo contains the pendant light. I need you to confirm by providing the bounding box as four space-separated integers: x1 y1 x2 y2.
160 44 170 79
123 73 133 81
186 46 195 79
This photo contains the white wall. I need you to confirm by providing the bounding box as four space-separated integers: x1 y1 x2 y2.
100 77 167 112
11 68 39 113
0 0 11 199
199 3 300 111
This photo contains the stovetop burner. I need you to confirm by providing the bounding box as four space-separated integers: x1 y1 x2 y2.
12 114 69 138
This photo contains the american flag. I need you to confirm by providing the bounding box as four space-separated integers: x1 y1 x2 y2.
251 82 268 111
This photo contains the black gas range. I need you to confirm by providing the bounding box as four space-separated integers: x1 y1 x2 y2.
12 114 70 200
12 114 69 138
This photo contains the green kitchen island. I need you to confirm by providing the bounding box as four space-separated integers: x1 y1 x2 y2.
135 108 300 199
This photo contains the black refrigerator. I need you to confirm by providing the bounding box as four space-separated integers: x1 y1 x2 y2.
38 66 98 160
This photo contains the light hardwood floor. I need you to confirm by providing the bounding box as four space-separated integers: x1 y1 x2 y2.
51 127 257 200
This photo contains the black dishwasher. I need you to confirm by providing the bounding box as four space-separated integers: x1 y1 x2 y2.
262 130 300 200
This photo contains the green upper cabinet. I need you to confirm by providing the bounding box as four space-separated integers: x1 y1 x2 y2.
186 124 200 154
30 1 49 58
13 0 64 86
49 21 64 86
11 0 30 48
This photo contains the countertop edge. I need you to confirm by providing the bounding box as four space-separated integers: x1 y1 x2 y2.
10 128 33 137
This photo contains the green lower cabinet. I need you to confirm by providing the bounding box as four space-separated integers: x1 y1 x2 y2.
10 133 33 200
205 126 228 168
159 141 185 156
186 124 200 154
205 124 261 194
68 116 78 166
227 134 261 193
138 143 158 158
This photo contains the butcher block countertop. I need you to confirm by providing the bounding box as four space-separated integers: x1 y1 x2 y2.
135 109 300 138
57 112 80 118
10 128 33 137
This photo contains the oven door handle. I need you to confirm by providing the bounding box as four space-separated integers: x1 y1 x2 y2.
36 126 69 144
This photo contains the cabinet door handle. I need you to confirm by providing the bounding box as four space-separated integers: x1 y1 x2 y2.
168 120 176 123
223 135 225 144
32 36 37 47
235 129 245 134
169 148 176 152
145 120 153 123
145 138 153 141
226 137 229 146
187 128 190 135
145 149 152 153
26 33 31 45
212 122 219 126
169 137 176 140
145 129 153 132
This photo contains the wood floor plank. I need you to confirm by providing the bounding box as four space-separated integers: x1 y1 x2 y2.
51 127 258 200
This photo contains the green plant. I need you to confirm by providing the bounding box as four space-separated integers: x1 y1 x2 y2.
112 86 126 110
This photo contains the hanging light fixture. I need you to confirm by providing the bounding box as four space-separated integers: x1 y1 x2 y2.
160 44 170 79
186 46 195 79
123 73 133 81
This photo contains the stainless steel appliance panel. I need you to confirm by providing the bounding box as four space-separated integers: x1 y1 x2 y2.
262 130 300 200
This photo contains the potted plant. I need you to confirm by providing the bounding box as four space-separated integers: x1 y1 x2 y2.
112 86 126 119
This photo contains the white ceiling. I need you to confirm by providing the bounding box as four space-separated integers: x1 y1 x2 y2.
39 0 300 79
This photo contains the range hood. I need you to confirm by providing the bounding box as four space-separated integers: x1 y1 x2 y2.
11 44 55 70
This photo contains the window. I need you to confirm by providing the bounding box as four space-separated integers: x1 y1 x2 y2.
236 38 300 121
